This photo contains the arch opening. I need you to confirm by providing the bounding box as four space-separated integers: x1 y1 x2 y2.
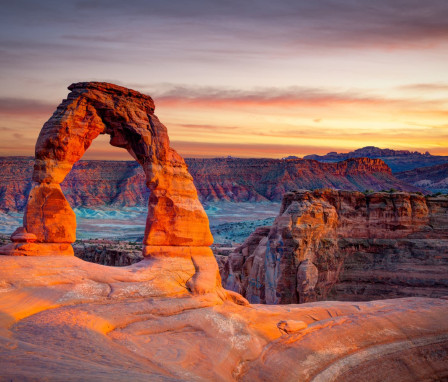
66 133 148 243
3 82 213 256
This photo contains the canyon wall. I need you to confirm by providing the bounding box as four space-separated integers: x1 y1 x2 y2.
304 145 448 172
73 240 144 266
186 157 420 201
220 190 448 304
396 163 448 194
0 156 420 212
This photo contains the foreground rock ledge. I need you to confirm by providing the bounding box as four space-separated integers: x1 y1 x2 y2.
0 256 447 381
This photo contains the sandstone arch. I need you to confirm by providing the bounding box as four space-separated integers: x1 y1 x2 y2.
1 82 231 296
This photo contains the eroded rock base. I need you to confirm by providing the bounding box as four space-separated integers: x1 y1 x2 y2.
0 242 74 256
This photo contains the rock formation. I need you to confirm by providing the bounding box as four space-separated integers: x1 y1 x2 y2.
396 162 448 194
0 155 422 213
73 239 144 267
304 145 448 172
220 190 448 304
0 82 235 298
185 156 421 201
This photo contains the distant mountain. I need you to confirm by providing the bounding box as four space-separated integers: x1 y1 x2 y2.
304 146 448 172
396 163 448 194
0 156 421 212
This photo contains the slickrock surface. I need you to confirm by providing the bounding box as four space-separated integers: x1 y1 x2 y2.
0 155 421 212
221 190 448 304
0 255 447 381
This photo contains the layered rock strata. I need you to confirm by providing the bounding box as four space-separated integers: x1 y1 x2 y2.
0 155 422 213
187 156 421 201
0 82 233 298
220 190 448 304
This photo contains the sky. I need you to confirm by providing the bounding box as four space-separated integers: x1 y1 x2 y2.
0 0 447 160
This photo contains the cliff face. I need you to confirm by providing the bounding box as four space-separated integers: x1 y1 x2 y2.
0 156 420 211
396 163 448 193
0 157 34 212
61 161 148 208
73 240 143 266
187 157 420 202
0 157 149 212
220 190 448 304
304 145 448 172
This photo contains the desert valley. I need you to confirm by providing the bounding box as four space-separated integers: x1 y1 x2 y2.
1 1 448 381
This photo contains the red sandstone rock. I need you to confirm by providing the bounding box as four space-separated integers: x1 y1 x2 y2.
277 320 308 334
397 162 448 193
221 190 448 304
30 82 212 247
0 242 74 256
1 255 447 381
10 227 37 243
24 183 76 243
186 157 421 202
0 156 423 212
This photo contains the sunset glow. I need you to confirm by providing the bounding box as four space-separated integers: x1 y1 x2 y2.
0 1 447 159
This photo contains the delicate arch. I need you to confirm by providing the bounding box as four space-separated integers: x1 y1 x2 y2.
8 82 213 254
0 82 247 302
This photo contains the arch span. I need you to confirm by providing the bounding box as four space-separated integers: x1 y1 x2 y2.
31 82 213 250
0 82 236 297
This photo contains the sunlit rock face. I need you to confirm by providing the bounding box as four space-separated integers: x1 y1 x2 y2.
0 82 233 296
32 82 213 248
1 256 448 381
2 82 212 250
221 190 448 304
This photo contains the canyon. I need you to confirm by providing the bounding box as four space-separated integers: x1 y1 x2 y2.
0 155 421 213
1 82 448 381
396 162 448 194
304 146 448 172
219 189 448 304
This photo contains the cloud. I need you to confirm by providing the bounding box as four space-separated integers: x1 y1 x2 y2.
170 140 336 158
398 83 448 92
176 123 241 131
0 97 54 116
153 84 447 111
171 140 448 158
2 0 448 58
